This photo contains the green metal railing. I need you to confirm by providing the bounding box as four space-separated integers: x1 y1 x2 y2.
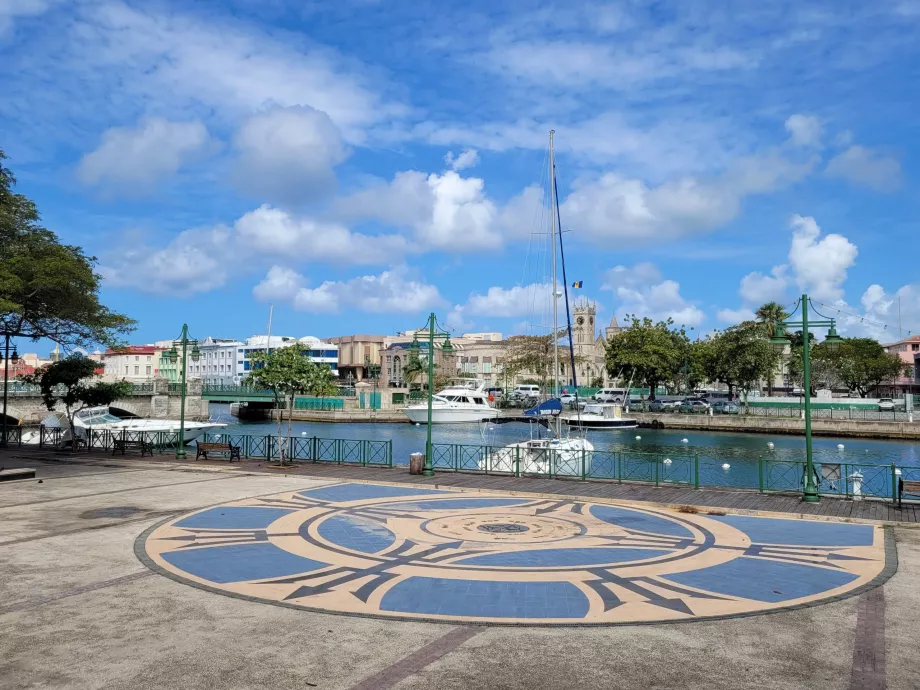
293 397 345 411
200 433 392 466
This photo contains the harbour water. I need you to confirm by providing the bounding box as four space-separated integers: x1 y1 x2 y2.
210 403 920 491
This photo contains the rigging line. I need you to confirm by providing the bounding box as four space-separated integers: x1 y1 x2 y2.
812 300 916 336
553 158 580 395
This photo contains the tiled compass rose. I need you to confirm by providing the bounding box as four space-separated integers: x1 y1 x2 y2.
138 482 892 625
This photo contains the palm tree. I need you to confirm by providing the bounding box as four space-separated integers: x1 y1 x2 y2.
755 302 790 395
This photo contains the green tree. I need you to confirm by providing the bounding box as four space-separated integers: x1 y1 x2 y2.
25 357 131 451
702 322 779 399
832 338 908 397
499 334 557 392
755 302 790 395
402 349 426 388
246 345 316 464
1 150 135 347
308 364 339 398
605 317 690 399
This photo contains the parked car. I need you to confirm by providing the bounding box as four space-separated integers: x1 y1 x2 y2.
711 400 741 415
509 385 540 401
878 398 896 411
559 393 577 406
648 399 667 412
680 399 710 413
594 388 628 403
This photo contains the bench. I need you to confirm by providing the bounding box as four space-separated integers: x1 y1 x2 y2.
112 438 153 457
898 479 920 507
196 441 241 462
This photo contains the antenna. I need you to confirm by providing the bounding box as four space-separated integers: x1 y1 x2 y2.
266 304 274 355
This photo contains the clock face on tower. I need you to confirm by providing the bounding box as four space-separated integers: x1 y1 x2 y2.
576 316 585 325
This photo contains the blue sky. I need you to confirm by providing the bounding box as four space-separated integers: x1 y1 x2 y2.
2 0 919 349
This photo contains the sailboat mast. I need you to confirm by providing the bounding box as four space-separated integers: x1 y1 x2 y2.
549 130 560 436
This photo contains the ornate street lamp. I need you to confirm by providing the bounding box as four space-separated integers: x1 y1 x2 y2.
409 314 454 476
165 324 201 460
770 295 843 503
1 338 20 447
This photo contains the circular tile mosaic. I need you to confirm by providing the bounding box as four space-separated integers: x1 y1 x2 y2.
138 482 891 625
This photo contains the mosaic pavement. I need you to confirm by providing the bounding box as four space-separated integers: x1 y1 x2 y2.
138 482 892 625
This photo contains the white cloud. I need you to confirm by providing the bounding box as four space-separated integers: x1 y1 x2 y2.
446 282 550 332
337 170 501 251
825 145 901 192
0 0 61 37
234 205 407 261
253 266 443 314
716 308 756 324
77 117 211 190
739 266 789 305
444 148 479 171
601 263 703 327
784 114 823 147
560 151 815 244
787 214 858 302
232 106 349 205
100 225 232 296
835 283 920 341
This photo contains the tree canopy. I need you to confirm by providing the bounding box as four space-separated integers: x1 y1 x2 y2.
701 322 779 397
604 317 691 398
830 338 907 397
1 149 135 347
26 356 132 450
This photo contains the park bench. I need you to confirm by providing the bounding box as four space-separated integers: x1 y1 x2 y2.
112 437 153 457
195 440 241 462
898 478 920 507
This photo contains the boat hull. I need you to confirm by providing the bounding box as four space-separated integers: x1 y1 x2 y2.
563 418 638 430
402 407 499 424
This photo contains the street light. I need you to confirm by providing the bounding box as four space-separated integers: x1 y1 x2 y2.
364 355 381 410
409 314 454 476
1 338 20 447
770 294 843 503
164 324 200 460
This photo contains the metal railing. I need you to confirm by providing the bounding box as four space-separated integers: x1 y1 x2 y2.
293 398 345 411
199 432 392 467
635 403 915 422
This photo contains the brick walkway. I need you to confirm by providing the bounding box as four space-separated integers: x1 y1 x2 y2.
3 445 919 523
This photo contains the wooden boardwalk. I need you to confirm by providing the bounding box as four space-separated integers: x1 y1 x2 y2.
4 445 918 524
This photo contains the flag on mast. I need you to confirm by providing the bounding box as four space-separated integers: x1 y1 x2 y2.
572 280 583 288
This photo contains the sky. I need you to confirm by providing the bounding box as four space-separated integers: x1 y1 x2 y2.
2 0 919 350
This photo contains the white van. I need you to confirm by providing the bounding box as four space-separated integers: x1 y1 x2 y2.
594 388 627 403
510 384 541 400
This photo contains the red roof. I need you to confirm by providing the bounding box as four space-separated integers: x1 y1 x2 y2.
103 345 162 356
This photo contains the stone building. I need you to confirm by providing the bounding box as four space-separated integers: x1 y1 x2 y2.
570 299 618 387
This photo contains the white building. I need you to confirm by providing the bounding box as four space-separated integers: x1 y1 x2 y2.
194 337 244 386
235 335 339 384
102 345 161 382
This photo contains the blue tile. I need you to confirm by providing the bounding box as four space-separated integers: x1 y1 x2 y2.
161 543 328 583
381 498 532 511
298 483 452 503
590 505 693 538
708 515 874 546
175 507 294 529
317 515 396 553
662 556 859 602
380 577 589 618
457 547 672 567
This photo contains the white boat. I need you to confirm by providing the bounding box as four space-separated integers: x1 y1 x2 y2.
563 403 638 430
33 407 227 445
403 380 499 424
482 130 593 476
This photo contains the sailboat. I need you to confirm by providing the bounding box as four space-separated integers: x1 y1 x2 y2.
481 131 595 476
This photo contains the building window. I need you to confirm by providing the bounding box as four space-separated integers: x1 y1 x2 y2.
913 344 919 352
135 355 139 361
146 366 151 375
125 366 129 375
134 365 139 375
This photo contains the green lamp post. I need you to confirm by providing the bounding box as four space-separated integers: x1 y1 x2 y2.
163 324 201 460
408 313 454 476
1 338 19 448
365 356 381 410
770 295 844 502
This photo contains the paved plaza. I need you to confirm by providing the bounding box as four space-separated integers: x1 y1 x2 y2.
1 453 919 689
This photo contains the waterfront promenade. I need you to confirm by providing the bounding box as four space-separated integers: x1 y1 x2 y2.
1 446 918 689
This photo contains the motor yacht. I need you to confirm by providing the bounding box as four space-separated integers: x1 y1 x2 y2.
402 380 499 424
30 407 227 445
563 403 638 430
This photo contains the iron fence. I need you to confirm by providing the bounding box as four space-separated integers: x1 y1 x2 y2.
199 432 392 467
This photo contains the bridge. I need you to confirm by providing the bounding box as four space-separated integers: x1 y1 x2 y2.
1 379 206 424
200 384 276 402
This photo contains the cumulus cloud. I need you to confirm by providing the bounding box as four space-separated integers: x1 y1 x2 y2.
787 215 858 301
232 106 349 205
601 263 703 327
253 266 443 314
77 117 212 191
825 145 901 192
560 151 816 244
784 114 823 147
717 308 756 324
336 170 501 251
444 148 479 171
739 266 789 305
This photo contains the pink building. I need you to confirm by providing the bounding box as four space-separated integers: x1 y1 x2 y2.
882 335 920 397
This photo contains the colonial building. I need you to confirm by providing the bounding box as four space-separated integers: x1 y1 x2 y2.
102 345 162 382
570 300 617 388
881 335 920 397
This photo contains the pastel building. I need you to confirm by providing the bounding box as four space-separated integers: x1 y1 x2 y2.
102 345 162 382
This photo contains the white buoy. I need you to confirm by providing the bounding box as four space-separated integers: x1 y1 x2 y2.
837 444 845 449
663 458 673 465
767 442 775 448
415 423 421 426
214 434 221 439
681 438 689 443
635 435 642 440
301 432 308 436
722 463 731 470
895 468 903 476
